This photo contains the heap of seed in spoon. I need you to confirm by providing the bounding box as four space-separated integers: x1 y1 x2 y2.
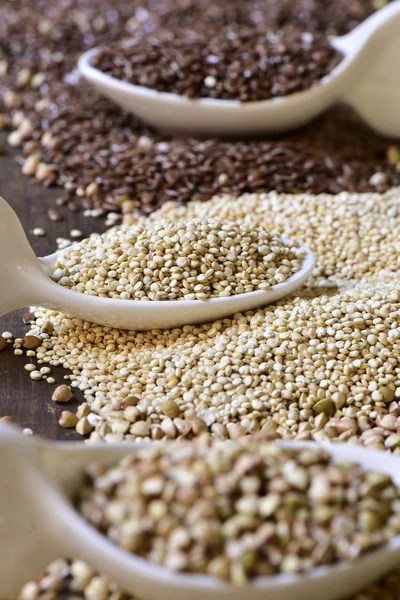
77 437 400 584
51 218 304 300
93 26 342 102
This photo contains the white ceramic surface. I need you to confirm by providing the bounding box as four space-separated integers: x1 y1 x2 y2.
0 196 315 331
78 1 400 137
1 423 400 599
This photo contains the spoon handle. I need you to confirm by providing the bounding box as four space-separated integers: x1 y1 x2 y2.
0 427 66 597
337 1 400 137
0 196 53 316
0 196 88 319
0 425 141 597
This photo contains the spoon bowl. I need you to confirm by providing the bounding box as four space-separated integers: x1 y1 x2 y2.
78 46 354 137
1 423 400 600
78 0 400 137
0 196 314 330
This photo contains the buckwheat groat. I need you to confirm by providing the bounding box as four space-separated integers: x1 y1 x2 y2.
77 437 400 584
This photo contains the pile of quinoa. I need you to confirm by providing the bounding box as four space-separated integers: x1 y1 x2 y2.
52 218 304 300
20 187 400 452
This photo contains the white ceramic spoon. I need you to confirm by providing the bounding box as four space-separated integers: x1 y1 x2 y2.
1 423 400 600
78 0 400 138
0 196 314 331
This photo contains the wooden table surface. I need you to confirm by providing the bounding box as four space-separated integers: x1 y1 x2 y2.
0 134 108 440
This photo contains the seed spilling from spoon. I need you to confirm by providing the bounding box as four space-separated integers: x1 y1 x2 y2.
77 436 400 585
51 218 305 301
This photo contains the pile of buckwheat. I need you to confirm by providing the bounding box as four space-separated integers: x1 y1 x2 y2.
76 437 400 584
51 218 304 300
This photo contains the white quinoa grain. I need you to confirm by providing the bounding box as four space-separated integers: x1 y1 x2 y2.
29 370 42 381
204 75 217 88
70 229 83 238
32 227 45 237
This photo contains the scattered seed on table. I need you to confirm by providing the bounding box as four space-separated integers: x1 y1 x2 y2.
32 228 45 237
47 208 63 222
22 335 42 350
52 384 73 403
76 417 93 436
22 312 34 324
29 370 42 381
59 411 78 428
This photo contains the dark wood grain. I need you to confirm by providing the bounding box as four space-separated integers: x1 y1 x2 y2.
0 134 108 440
